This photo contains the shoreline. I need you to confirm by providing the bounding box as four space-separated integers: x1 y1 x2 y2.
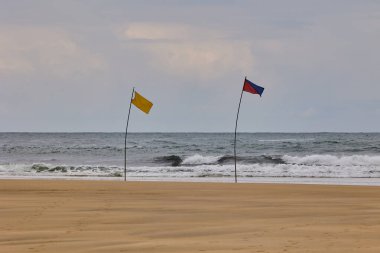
2 176 380 186
1 179 380 252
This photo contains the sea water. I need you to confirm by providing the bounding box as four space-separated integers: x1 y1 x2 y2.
0 132 379 185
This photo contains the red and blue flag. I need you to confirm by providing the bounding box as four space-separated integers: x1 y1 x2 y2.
243 78 264 97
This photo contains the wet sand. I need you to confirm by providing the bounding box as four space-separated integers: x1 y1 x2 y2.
1 179 380 252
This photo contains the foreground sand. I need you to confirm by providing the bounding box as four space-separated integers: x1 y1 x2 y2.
1 180 380 252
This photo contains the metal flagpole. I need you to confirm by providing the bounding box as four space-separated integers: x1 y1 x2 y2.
234 77 246 183
124 87 135 182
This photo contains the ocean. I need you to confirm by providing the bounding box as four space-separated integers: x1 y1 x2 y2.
1 132 380 185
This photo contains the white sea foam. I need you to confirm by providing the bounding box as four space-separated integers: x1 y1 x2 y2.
282 154 380 166
0 163 122 177
181 154 221 165
1 154 380 184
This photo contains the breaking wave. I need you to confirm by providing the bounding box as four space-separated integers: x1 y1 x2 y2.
283 154 380 166
182 154 221 165
154 155 183 166
0 164 123 178
154 154 286 166
1 154 379 180
154 154 380 167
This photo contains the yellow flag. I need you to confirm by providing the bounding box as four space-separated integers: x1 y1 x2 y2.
131 91 153 114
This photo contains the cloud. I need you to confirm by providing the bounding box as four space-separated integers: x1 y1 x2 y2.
122 22 253 79
144 41 253 79
124 22 222 41
0 26 105 77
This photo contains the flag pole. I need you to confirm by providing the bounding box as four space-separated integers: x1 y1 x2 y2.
234 77 246 183
124 87 135 182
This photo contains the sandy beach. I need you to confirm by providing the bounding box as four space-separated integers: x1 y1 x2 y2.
1 180 380 252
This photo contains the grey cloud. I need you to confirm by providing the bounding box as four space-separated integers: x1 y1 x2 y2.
0 0 379 132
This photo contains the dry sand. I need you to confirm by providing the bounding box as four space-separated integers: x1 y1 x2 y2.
1 180 380 252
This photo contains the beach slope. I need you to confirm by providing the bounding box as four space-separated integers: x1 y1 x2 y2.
1 180 380 252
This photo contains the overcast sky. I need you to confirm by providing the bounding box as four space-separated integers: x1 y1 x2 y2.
0 0 379 132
